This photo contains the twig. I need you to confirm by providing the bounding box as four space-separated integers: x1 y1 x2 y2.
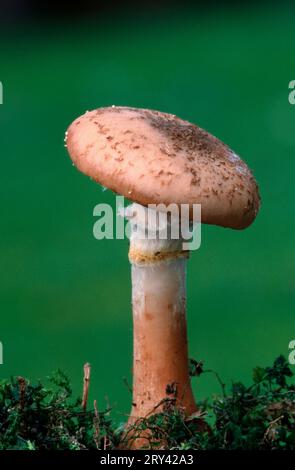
81 363 91 411
17 377 26 411
93 399 100 449
264 415 284 441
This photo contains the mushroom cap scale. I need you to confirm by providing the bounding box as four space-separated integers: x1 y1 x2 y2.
66 106 260 229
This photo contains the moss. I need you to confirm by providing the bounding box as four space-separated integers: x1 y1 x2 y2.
0 356 294 450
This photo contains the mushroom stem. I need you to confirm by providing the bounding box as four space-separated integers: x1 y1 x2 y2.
125 204 197 429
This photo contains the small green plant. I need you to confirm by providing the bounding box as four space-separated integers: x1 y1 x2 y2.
0 356 294 450
204 355 295 450
0 370 117 450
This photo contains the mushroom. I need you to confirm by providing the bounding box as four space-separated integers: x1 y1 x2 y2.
65 106 260 446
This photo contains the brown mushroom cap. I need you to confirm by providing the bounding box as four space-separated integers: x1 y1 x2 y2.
66 106 260 229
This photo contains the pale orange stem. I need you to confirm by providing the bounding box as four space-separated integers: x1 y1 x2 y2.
128 258 197 422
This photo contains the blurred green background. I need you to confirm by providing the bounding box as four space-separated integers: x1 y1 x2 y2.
0 2 294 423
